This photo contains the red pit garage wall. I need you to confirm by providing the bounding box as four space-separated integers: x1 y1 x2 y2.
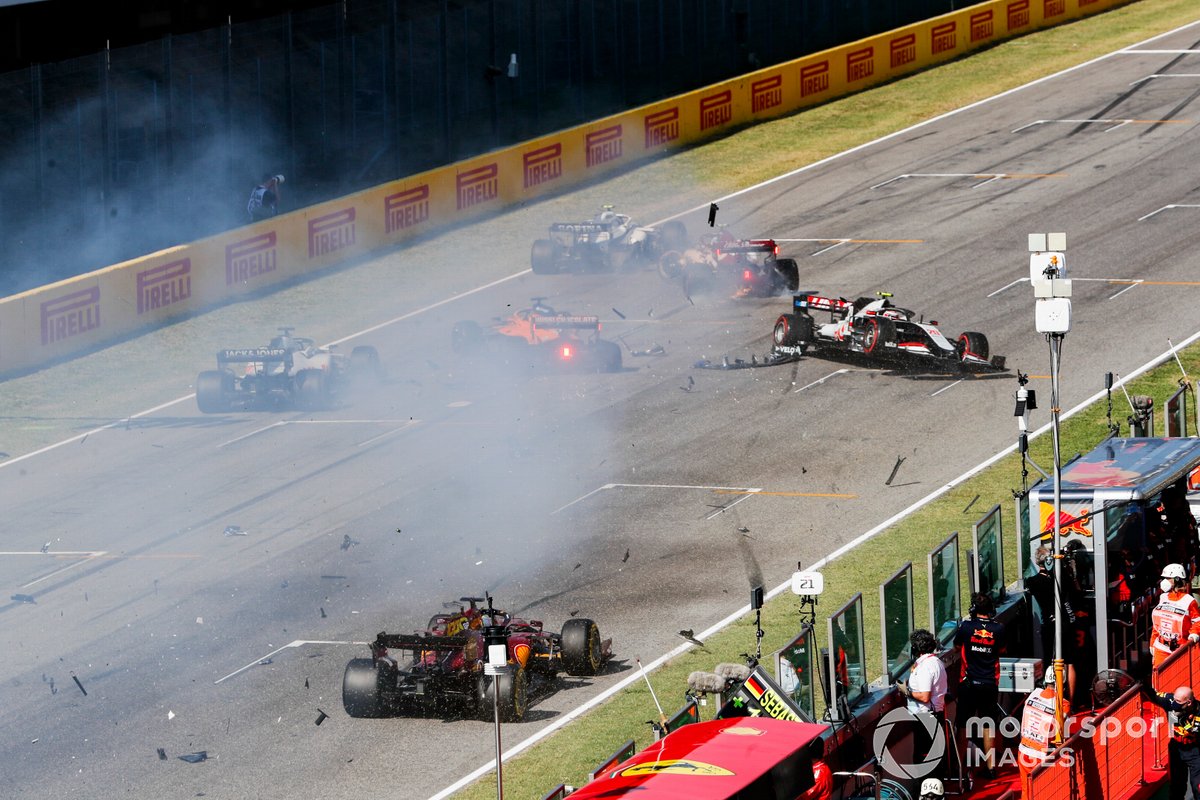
0 0 1132 375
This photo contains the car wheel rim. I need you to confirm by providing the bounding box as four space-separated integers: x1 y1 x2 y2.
773 322 786 345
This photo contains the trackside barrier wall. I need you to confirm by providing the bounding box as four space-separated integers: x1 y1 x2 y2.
0 0 1133 376
1026 684 1147 800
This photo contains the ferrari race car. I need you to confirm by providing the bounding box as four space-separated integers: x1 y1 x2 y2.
195 328 380 412
531 205 687 274
658 228 800 297
342 596 611 721
451 298 623 372
771 292 1006 371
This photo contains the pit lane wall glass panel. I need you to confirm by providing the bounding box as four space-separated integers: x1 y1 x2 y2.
929 533 962 645
773 624 816 721
973 504 1006 604
827 594 868 713
0 0 1135 375
1166 384 1190 437
880 562 915 683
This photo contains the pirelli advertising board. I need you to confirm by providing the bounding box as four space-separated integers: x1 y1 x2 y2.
0 0 1132 375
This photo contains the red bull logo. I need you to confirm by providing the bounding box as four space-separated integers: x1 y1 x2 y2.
137 258 191 315
523 143 562 189
308 208 356 258
846 47 874 82
384 185 429 234
971 10 995 42
644 108 679 148
41 286 100 345
801 61 829 97
890 34 916 69
931 22 957 55
586 125 623 168
1008 0 1030 30
1039 505 1093 540
226 232 277 286
456 163 499 210
699 90 732 131
751 75 783 113
1044 0 1065 18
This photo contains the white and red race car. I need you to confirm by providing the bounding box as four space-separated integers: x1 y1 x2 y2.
771 291 1005 371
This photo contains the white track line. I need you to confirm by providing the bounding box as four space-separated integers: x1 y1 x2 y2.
427 18 1200 799
218 421 286 448
20 552 107 589
930 379 964 397
704 490 761 520
795 369 852 393
1108 281 1143 300
987 277 1028 297
811 240 849 256
1121 49 1200 54
552 482 764 515
1131 73 1200 84
1140 203 1200 221
356 420 422 448
213 639 359 685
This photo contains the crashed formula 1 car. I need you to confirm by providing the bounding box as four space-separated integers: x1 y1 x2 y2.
195 328 380 412
658 228 800 297
531 205 687 274
451 298 623 372
771 291 1006 372
342 596 611 721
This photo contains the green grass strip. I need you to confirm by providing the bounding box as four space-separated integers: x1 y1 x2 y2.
450 1 1200 797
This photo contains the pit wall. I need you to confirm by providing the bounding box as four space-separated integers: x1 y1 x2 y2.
0 0 1131 376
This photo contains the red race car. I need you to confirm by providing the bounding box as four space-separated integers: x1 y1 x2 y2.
343 596 611 721
658 228 800 297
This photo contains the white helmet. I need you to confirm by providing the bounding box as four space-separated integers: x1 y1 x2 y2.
919 778 945 797
1163 563 1187 580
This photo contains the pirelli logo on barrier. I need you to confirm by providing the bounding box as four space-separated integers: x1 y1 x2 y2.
971 11 995 42
586 125 623 168
931 22 957 55
751 75 783 113
1044 0 1065 18
41 286 100 345
699 90 732 131
385 185 430 234
890 34 916 69
846 47 874 83
801 61 829 97
137 258 191 315
457 164 499 210
644 108 680 148
523 143 562 189
309 208 356 258
1008 0 1031 30
226 232 277 286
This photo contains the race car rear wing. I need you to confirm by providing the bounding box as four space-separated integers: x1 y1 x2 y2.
217 347 290 364
372 632 476 652
531 314 601 330
548 221 614 235
794 293 850 318
717 239 778 256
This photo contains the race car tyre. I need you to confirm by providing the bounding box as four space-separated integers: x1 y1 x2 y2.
196 370 232 413
774 258 800 293
594 340 622 373
350 345 381 379
856 317 897 355
772 314 812 350
531 239 560 274
661 220 687 253
451 321 484 355
956 331 990 362
658 250 685 281
296 368 331 410
561 618 604 676
343 659 389 718
485 666 529 722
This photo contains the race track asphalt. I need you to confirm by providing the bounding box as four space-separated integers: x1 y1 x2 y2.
3 23 1200 800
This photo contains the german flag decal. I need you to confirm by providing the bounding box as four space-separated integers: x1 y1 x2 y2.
619 760 734 777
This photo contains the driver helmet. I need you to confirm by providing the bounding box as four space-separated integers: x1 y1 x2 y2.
598 210 616 224
919 778 945 798
1163 563 1187 580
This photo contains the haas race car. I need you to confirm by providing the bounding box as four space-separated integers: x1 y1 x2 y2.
772 292 1006 372
451 298 623 372
658 228 800 297
531 205 687 274
195 328 380 412
343 596 611 722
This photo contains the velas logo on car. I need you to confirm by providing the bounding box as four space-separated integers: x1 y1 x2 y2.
751 75 782 113
874 707 946 780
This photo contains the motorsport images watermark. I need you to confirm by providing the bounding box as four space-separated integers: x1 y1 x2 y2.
872 706 1167 778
